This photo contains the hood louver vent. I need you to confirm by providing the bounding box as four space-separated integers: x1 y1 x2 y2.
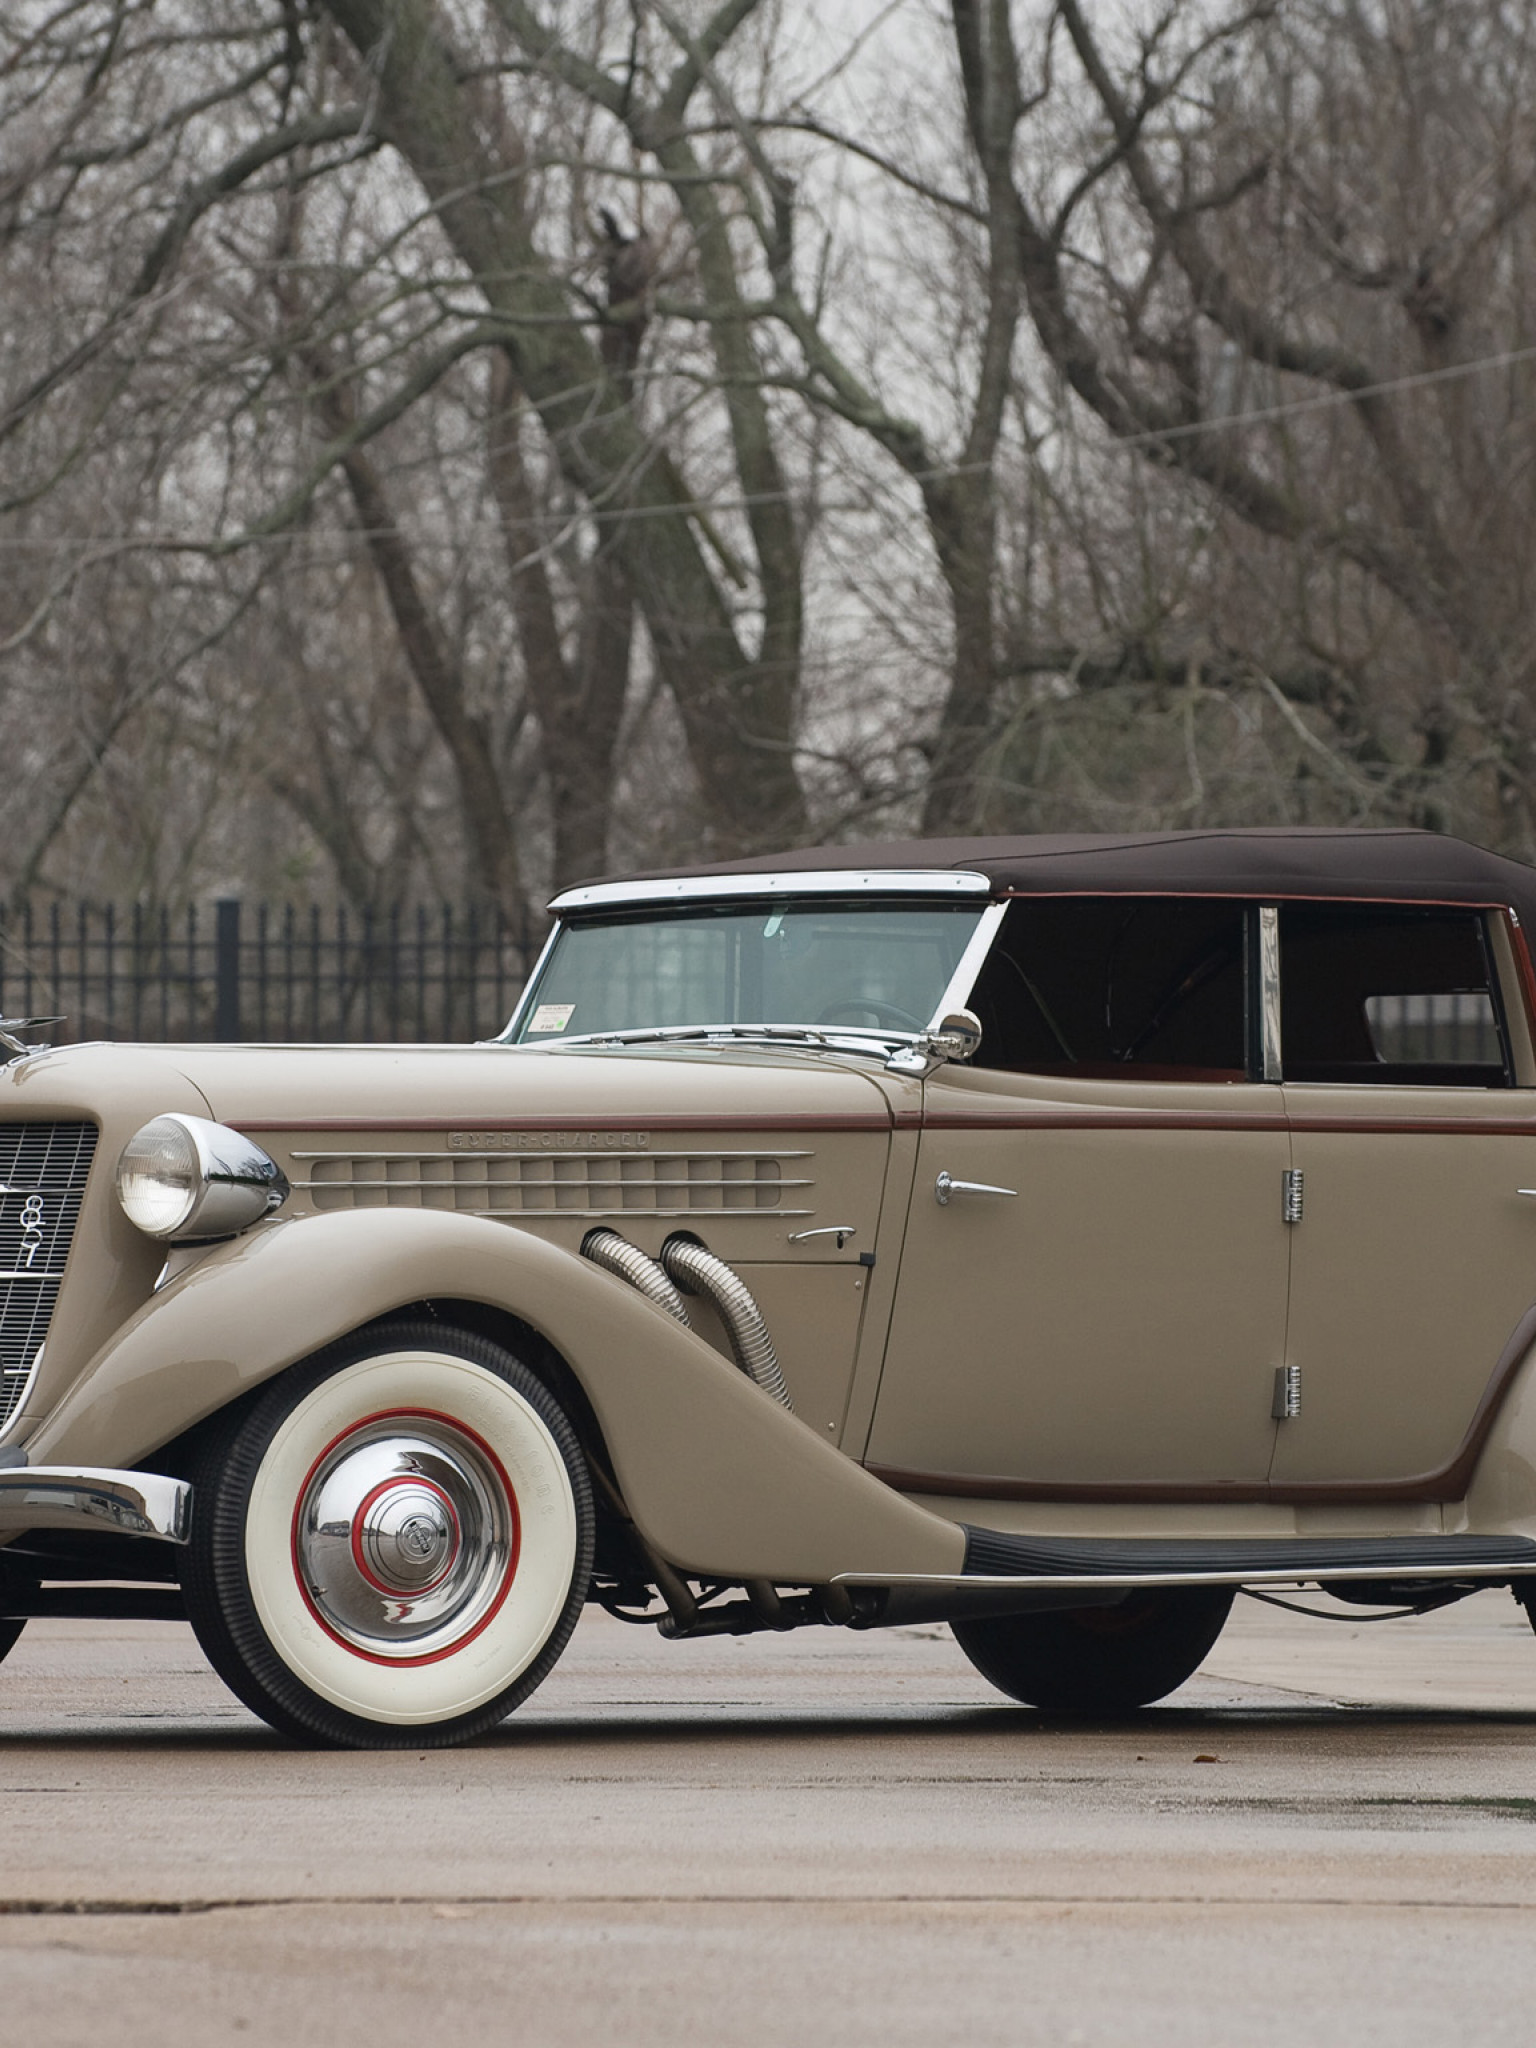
294 1147 812 1220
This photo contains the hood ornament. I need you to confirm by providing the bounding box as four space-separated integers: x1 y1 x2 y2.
0 1016 62 1061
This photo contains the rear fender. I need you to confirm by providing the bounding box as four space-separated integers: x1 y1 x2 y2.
1463 1325 1536 1533
26 1209 964 1584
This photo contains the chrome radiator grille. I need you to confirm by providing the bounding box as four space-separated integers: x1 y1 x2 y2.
0 1121 97 1432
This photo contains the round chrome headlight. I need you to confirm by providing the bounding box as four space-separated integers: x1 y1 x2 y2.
116 1114 289 1242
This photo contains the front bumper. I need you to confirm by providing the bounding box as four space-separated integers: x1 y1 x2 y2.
0 1467 190 1543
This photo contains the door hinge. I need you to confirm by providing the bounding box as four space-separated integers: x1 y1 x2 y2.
1272 1363 1302 1420
1282 1168 1304 1225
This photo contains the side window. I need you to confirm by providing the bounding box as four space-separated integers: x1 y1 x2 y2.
968 897 1249 1078
1279 905 1510 1087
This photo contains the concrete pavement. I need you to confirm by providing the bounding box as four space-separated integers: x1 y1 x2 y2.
1 1591 1535 2044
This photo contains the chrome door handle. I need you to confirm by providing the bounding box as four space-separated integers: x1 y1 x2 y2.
935 1172 1018 1206
787 1225 857 1248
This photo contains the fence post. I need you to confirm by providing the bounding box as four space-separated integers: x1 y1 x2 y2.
215 899 241 1041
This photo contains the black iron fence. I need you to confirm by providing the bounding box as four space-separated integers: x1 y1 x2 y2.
0 901 540 1044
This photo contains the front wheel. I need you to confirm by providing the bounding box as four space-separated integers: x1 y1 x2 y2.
180 1322 593 1748
952 1585 1234 1715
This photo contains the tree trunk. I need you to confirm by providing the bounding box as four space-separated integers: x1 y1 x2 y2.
322 0 807 853
487 363 631 891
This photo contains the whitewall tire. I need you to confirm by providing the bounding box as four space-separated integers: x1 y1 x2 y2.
180 1322 593 1748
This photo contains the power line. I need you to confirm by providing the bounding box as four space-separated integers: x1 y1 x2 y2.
1 333 1534 553
1116 340 1536 449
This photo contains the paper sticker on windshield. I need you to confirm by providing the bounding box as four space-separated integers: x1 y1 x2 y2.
529 1003 575 1034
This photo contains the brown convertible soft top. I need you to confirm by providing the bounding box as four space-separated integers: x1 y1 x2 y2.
604 828 1536 931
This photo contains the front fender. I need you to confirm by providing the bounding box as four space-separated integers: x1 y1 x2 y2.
26 1210 964 1584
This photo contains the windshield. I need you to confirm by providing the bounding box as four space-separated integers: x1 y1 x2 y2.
506 899 985 1043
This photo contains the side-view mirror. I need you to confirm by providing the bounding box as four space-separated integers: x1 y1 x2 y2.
886 1008 983 1075
926 1009 983 1061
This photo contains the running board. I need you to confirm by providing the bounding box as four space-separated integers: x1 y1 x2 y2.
830 1526 1536 1594
0 1585 185 1621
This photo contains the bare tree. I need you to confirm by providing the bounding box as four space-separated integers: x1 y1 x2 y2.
9 0 1536 923
963 0 1536 845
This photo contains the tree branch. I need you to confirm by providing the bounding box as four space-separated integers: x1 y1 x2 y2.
0 106 372 451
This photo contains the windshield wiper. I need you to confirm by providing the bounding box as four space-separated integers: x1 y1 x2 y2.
526 1023 915 1054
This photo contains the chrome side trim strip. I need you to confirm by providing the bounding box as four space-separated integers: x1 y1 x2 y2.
833 1560 1536 1592
548 870 993 912
295 1176 815 1191
289 1147 815 1161
0 1468 191 1544
307 1196 823 1212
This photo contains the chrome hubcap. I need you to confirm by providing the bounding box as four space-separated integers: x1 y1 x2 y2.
353 1476 460 1595
293 1419 515 1658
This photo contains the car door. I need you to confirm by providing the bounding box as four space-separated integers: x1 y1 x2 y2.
1270 901 1536 1490
863 895 1291 1493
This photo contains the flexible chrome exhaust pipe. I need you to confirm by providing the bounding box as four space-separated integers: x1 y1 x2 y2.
661 1235 793 1411
581 1229 691 1325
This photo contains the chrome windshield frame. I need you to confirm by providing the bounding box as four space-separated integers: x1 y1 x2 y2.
499 920 562 1042
548 869 992 914
929 900 1008 1021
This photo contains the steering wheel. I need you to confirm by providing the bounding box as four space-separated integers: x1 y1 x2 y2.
815 998 928 1031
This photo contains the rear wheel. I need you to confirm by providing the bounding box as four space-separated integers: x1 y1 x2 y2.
952 1585 1234 1715
180 1322 593 1748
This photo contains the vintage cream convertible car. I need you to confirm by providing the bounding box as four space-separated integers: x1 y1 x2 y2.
6 828 1536 1746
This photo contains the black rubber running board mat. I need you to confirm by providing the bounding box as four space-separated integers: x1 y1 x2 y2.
961 1525 1536 1579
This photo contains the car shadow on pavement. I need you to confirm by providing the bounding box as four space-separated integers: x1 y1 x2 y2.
3 1699 1536 1753
490 1700 1536 1743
